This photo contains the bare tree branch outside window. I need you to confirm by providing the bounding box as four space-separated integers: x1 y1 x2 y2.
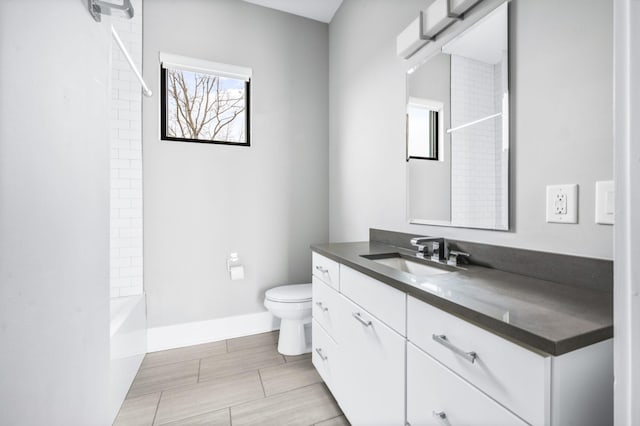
164 68 247 143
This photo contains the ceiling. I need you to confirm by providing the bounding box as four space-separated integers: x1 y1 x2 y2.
242 0 343 23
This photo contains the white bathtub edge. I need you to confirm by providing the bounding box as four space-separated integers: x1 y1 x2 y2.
110 294 147 424
110 295 144 338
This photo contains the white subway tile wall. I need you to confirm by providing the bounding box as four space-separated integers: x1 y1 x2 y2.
450 55 505 228
110 0 143 298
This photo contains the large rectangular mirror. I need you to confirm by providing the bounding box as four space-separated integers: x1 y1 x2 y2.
406 3 509 230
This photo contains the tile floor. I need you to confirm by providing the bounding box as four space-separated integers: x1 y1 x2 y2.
114 331 349 426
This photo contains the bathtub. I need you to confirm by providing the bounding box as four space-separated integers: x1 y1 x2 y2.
109 295 147 423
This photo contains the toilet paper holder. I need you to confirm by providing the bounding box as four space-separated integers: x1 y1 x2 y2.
227 252 245 280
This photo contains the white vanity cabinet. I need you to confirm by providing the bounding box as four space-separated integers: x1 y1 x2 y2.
407 296 546 425
311 255 406 425
312 251 340 289
407 342 528 426
407 295 613 426
339 265 407 335
311 318 340 394
312 276 343 340
311 251 613 426
335 293 405 425
311 254 342 397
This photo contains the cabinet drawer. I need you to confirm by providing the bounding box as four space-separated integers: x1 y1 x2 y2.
311 319 340 395
407 296 548 426
340 265 406 335
337 295 405 425
312 252 340 289
407 343 528 426
312 276 343 342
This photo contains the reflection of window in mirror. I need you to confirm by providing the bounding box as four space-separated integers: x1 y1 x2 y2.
406 97 443 161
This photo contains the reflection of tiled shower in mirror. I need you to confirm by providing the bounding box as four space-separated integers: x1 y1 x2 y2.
444 4 509 230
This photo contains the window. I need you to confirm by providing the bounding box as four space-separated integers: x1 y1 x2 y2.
160 54 251 145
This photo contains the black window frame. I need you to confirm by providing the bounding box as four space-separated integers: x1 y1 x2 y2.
160 65 251 147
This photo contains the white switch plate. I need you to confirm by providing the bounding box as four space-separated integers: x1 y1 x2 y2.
546 184 578 223
595 180 614 225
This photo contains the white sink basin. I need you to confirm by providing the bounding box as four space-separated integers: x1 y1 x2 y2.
372 256 451 276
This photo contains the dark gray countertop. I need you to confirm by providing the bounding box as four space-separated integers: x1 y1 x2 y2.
311 241 613 356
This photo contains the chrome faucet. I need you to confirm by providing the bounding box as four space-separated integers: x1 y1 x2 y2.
410 237 447 262
447 250 470 266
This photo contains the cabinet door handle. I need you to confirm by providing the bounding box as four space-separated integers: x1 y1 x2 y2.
315 265 328 273
432 411 447 424
315 347 328 361
432 334 477 364
352 312 372 327
315 301 328 312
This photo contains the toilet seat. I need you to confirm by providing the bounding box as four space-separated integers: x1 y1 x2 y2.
265 283 312 303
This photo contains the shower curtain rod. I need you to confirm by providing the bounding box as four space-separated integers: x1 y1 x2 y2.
111 26 153 97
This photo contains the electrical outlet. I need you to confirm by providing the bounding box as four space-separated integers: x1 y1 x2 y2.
546 184 578 223
554 192 567 214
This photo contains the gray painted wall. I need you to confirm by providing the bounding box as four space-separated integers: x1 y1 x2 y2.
0 1 111 424
143 0 329 327
329 0 613 259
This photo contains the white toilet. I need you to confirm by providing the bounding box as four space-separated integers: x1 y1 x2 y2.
264 283 312 356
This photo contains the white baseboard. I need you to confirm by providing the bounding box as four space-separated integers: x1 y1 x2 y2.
147 311 280 353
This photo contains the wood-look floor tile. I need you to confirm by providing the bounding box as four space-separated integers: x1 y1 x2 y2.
128 359 199 398
153 371 264 425
199 344 284 382
284 352 311 363
141 341 227 369
157 407 230 426
113 392 161 426
226 331 278 352
260 359 322 396
315 415 351 426
230 383 341 426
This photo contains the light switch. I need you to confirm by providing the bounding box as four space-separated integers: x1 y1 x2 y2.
546 184 578 224
595 180 614 225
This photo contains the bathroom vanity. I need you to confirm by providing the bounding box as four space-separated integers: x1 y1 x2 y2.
310 232 613 426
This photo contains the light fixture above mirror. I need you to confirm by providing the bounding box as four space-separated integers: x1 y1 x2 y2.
396 0 505 60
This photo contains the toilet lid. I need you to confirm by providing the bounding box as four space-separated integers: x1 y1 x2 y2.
265 283 312 303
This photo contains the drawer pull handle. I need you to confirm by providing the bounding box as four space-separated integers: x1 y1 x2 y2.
315 301 329 312
315 266 329 274
432 411 447 423
315 347 328 361
432 334 477 364
352 312 372 327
